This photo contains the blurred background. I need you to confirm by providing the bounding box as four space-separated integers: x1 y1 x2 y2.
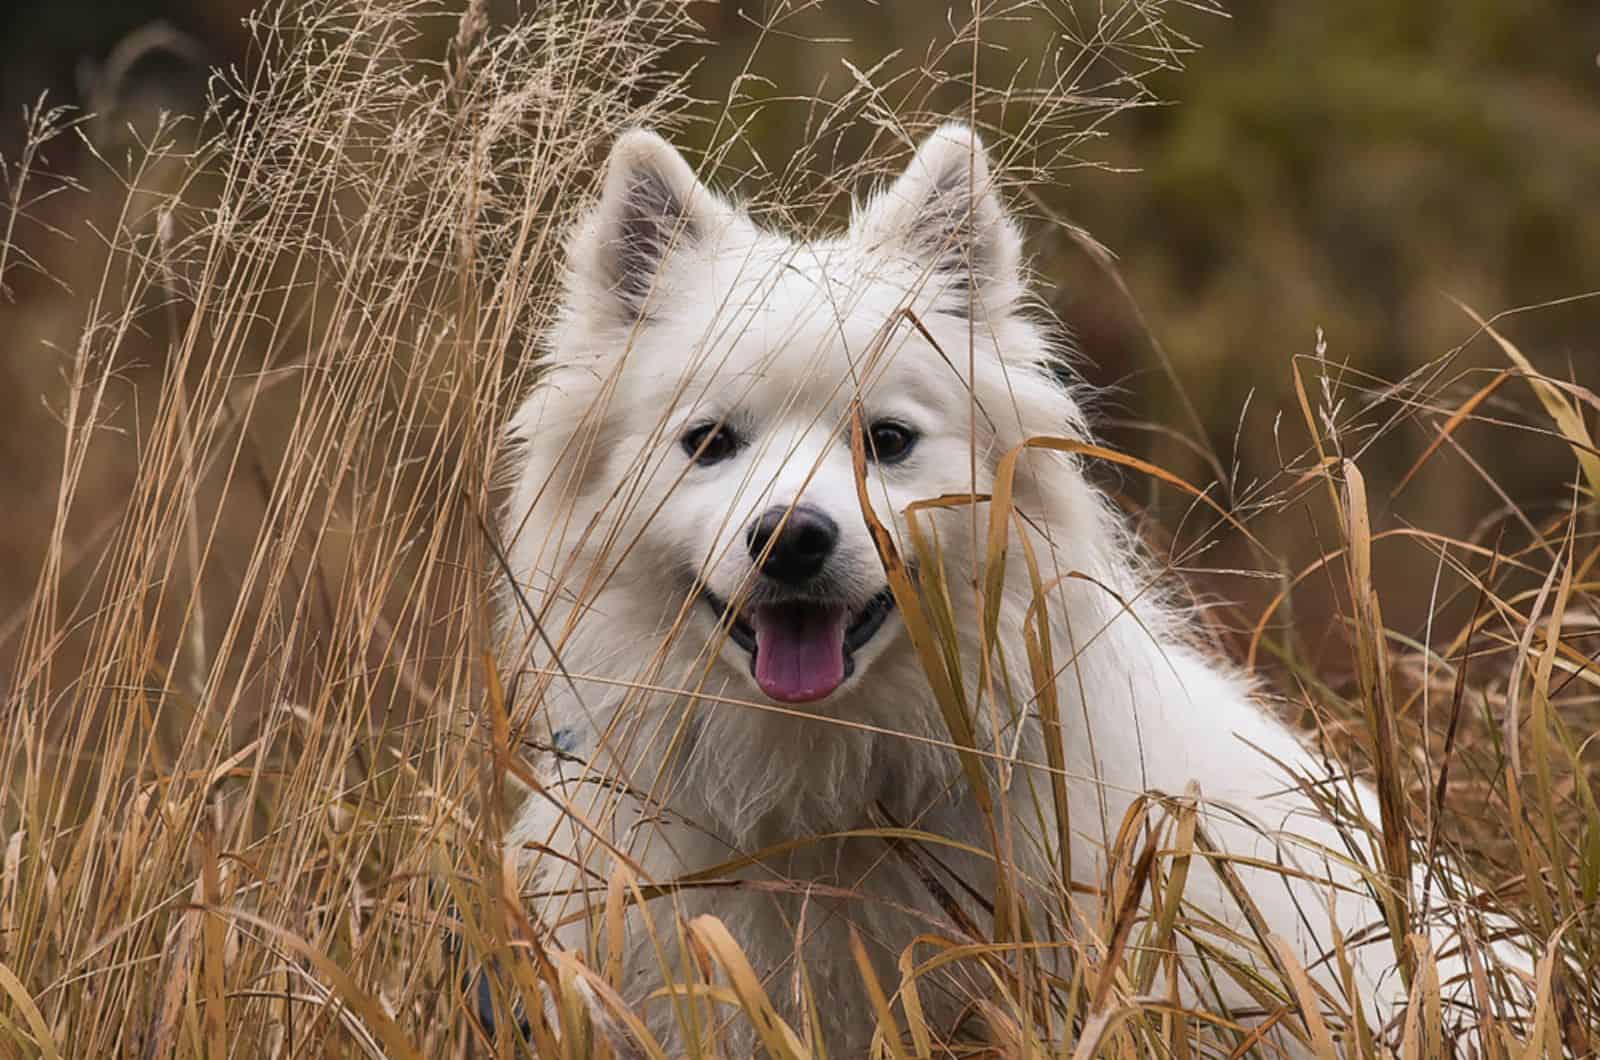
4 7 1595 1049
2 0 1597 658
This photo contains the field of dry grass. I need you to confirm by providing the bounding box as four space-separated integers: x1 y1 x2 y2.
1 1 1597 1056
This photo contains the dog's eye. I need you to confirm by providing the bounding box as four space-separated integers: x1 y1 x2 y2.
681 422 741 466
867 420 917 464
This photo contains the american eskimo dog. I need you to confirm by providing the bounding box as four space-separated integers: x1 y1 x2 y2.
497 124 1528 1053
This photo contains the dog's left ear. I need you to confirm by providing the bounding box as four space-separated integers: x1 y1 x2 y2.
572 129 738 326
854 123 1022 307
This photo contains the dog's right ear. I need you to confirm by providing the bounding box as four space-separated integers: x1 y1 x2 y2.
853 123 1022 315
571 130 732 326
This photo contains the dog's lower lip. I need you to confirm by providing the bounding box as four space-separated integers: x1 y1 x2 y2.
698 585 897 673
708 594 759 654
842 587 895 652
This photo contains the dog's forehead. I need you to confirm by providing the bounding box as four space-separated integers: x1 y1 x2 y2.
670 236 940 408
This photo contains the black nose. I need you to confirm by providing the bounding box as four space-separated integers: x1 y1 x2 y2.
746 505 838 585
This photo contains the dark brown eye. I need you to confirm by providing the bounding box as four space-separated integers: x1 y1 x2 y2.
681 422 741 466
867 420 917 464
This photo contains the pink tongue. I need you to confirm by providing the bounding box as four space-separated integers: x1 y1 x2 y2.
751 602 848 703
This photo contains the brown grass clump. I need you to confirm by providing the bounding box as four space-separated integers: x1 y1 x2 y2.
0 1 1595 1056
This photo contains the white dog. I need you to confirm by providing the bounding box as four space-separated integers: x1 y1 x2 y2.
498 124 1525 1054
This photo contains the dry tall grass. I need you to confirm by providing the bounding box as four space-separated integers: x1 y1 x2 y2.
0 1 1594 1056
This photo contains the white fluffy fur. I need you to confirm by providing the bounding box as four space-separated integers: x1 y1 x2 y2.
498 125 1524 1053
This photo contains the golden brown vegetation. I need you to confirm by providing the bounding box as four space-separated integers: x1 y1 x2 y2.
0 1 1595 1056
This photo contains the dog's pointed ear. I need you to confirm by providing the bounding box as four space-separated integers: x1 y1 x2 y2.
855 123 1021 308
573 130 732 325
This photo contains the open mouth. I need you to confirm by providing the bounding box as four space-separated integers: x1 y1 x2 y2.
699 585 898 703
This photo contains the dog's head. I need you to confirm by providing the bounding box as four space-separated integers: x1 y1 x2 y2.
505 124 1101 706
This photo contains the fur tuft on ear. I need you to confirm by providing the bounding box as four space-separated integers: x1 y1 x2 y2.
854 123 1022 311
572 130 733 325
